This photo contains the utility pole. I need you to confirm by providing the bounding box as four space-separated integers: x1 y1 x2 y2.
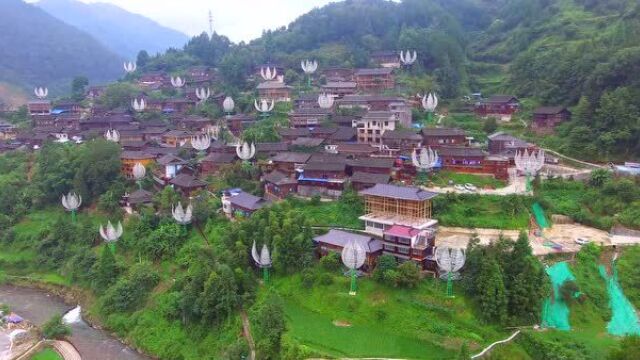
208 10 214 38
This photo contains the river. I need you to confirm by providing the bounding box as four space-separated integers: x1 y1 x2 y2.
0 285 149 360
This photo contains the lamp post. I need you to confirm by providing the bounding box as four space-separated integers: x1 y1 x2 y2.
252 240 272 283
99 221 123 254
61 192 82 223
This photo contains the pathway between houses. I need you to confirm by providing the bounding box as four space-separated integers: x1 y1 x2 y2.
241 310 256 360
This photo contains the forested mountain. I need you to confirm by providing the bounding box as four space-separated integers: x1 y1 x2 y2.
0 0 122 96
37 0 190 59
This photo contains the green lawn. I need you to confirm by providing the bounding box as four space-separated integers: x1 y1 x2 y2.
30 348 63 360
288 198 363 229
434 194 532 230
268 272 512 359
428 170 506 189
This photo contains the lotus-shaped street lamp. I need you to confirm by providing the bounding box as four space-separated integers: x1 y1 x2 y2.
400 50 417 66
132 98 146 112
254 99 275 117
61 192 82 222
515 149 545 192
99 221 123 253
252 240 272 283
222 96 235 116
260 67 277 81
34 87 48 99
301 60 318 87
123 61 137 73
318 93 334 110
195 87 211 103
191 134 211 153
412 147 439 172
170 76 185 88
421 93 438 124
236 142 256 161
104 129 120 143
342 240 366 295
132 162 146 189
172 202 193 226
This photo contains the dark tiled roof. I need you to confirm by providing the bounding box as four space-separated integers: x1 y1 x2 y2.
485 95 519 104
533 106 569 115
128 189 154 205
304 162 346 172
289 108 331 115
291 137 324 147
263 170 297 185
329 127 357 142
350 172 390 185
323 81 357 88
202 152 236 164
229 192 270 211
313 229 383 253
121 151 154 160
256 142 289 152
278 128 310 137
487 132 531 147
169 174 207 188
308 153 349 164
257 81 292 90
359 183 438 201
270 152 312 163
355 68 394 76
157 154 187 166
348 157 395 169
381 129 422 141
437 146 485 157
421 127 466 137
336 143 378 154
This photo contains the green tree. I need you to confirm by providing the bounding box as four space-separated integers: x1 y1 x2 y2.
92 245 118 293
136 50 150 67
198 264 239 324
71 76 88 101
477 255 507 323
252 292 286 360
607 336 640 360
373 254 397 281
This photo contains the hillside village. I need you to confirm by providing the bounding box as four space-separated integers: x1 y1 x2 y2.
1 1 640 359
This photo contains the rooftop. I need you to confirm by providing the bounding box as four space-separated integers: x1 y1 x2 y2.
359 183 438 201
421 127 466 137
229 191 270 211
169 174 207 188
257 81 292 90
350 172 390 185
270 152 312 164
313 229 383 253
263 170 297 185
348 157 395 169
355 68 394 76
533 106 569 115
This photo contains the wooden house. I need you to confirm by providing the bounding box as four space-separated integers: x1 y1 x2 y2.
169 174 207 197
162 130 192 147
120 151 155 178
256 142 289 157
257 81 292 102
532 107 571 134
28 100 51 116
298 162 347 198
263 170 298 201
421 128 467 148
313 229 383 271
474 95 520 121
355 111 399 145
269 152 311 175
348 157 395 175
381 129 422 154
200 152 237 176
155 154 187 183
349 172 390 191
222 190 270 219
277 128 310 142
321 82 357 97
354 68 395 92
294 93 320 110
370 50 401 68
487 132 535 159
288 108 331 128
322 68 354 82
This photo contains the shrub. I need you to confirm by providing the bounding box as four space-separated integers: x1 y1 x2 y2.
41 314 72 339
373 255 397 281
396 262 422 288
101 262 160 313
559 280 581 304
320 252 341 271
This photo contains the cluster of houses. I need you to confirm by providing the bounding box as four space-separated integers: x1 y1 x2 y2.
0 54 578 271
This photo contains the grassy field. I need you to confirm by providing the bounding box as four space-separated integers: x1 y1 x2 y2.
428 170 506 189
434 194 532 230
268 272 514 359
30 348 63 360
287 198 363 229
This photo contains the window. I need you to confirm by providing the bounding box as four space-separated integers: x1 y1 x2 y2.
397 237 411 245
398 247 410 255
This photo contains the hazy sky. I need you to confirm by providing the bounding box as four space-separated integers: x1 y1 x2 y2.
37 0 339 42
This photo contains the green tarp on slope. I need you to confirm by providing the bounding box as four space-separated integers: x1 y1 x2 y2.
542 262 575 330
532 202 550 229
599 264 640 336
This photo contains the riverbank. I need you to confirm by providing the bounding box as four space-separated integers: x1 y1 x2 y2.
0 282 149 360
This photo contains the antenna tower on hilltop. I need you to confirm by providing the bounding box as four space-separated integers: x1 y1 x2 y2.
208 10 214 38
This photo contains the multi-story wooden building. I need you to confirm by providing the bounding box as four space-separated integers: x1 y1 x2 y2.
381 129 422 154
269 152 311 175
222 189 270 219
298 162 347 199
487 132 535 160
370 51 401 68
321 82 357 97
288 108 331 128
162 130 192 148
263 170 298 201
474 95 520 121
421 128 468 148
322 68 355 82
120 151 155 178
354 68 395 92
358 184 439 269
200 152 236 176
257 81 292 102
531 106 571 134
28 100 51 116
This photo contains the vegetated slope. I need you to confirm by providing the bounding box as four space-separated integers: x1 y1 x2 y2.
0 0 122 95
469 0 640 160
37 0 189 59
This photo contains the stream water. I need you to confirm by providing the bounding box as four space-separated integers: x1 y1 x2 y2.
0 284 148 360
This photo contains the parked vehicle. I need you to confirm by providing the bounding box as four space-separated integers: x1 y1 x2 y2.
575 237 590 246
464 183 477 192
